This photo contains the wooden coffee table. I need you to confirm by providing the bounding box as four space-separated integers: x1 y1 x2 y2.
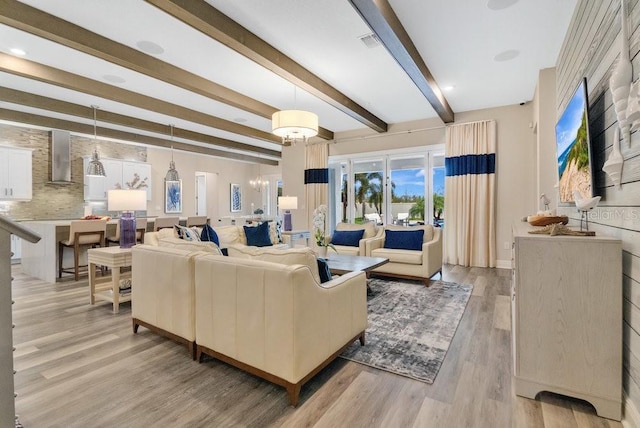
324 254 388 278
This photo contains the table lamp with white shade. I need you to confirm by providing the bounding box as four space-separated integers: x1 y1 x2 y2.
108 189 147 248
278 196 298 231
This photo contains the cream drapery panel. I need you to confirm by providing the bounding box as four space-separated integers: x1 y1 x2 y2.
444 120 496 268
305 142 329 243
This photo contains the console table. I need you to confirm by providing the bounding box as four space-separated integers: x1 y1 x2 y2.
281 230 310 247
512 222 622 420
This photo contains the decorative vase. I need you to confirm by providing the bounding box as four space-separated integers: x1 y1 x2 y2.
317 246 327 259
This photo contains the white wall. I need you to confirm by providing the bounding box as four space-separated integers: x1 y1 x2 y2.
534 67 559 209
145 148 265 221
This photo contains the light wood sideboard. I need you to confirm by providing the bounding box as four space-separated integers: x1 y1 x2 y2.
511 222 622 420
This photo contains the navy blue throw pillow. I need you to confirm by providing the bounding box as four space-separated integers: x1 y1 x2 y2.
199 224 220 247
244 222 272 247
331 229 364 247
384 229 424 251
316 258 332 283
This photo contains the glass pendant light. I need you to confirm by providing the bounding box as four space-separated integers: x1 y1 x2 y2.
165 124 180 181
86 105 106 177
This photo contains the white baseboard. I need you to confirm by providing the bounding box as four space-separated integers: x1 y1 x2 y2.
623 392 640 428
495 259 511 269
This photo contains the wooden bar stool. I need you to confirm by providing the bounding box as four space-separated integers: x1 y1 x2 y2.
58 219 107 281
186 216 208 227
154 217 179 231
107 218 147 246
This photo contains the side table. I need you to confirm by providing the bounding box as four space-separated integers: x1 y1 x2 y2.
281 230 310 247
88 246 132 313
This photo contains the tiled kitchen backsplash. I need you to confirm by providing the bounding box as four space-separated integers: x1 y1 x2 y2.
0 123 146 221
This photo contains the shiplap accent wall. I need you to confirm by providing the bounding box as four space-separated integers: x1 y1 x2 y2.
556 0 640 418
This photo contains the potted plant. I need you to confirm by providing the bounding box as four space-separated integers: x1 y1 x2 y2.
313 204 336 258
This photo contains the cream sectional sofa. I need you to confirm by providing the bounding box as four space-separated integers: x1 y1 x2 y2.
143 223 287 250
366 224 443 286
131 240 367 406
194 252 366 405
132 245 203 359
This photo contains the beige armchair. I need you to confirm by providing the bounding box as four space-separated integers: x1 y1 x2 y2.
330 222 383 256
365 224 442 286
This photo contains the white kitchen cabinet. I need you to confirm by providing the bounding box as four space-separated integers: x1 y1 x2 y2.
84 157 150 201
0 147 32 200
512 222 622 420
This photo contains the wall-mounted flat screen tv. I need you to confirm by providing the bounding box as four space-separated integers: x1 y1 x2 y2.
555 77 595 203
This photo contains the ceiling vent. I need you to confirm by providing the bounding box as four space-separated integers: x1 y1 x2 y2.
359 33 381 49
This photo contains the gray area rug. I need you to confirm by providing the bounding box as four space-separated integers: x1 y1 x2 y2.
340 278 473 384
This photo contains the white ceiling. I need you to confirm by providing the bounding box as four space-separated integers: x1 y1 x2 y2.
0 0 577 161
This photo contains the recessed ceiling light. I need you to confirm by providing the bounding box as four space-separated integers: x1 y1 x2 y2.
10 48 26 56
494 49 520 62
487 0 519 10
443 85 454 92
102 74 126 84
233 117 247 123
136 40 164 55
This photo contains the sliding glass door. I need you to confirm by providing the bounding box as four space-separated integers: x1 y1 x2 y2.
389 156 426 225
329 146 444 230
353 159 384 224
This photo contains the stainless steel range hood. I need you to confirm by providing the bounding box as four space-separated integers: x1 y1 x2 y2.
49 130 72 184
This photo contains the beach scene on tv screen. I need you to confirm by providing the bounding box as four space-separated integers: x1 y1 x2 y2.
555 85 592 203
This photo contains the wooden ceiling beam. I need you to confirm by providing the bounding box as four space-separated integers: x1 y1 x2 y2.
0 52 284 145
0 109 279 166
0 0 334 141
348 0 455 123
0 87 281 158
145 0 388 133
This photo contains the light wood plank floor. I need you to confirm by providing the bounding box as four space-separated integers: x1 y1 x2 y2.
10 264 621 427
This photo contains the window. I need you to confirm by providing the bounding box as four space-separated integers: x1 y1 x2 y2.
329 146 444 231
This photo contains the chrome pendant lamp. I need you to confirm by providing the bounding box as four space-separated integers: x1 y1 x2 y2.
165 124 180 181
86 105 106 177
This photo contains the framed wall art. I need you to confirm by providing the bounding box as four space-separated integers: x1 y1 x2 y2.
230 183 242 212
165 180 182 213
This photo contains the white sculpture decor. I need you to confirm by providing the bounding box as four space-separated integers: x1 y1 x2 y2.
603 127 624 187
540 193 551 210
610 0 632 146
573 190 601 231
626 79 640 134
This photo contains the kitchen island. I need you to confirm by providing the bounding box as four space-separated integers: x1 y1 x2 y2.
20 218 166 283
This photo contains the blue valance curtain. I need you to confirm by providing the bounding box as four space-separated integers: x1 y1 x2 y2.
305 142 329 244
444 120 496 267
